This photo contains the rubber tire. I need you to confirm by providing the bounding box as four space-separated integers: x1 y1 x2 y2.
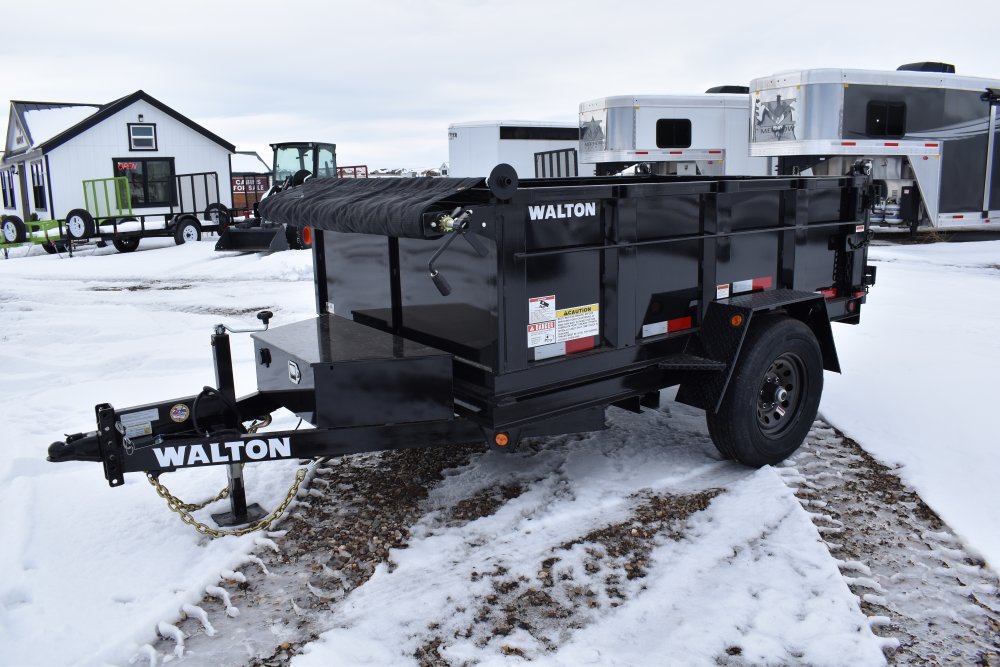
65 209 95 240
2 215 26 243
706 316 823 467
112 236 140 253
173 216 201 245
204 203 231 230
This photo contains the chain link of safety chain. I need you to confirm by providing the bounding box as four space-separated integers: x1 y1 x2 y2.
147 415 310 537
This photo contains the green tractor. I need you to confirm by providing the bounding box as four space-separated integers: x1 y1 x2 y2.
215 142 337 253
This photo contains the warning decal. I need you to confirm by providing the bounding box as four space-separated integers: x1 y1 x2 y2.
556 303 599 343
527 320 557 347
529 295 556 323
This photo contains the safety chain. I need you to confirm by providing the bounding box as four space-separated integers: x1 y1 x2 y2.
147 414 310 537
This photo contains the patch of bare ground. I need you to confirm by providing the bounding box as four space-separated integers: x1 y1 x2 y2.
780 421 1000 666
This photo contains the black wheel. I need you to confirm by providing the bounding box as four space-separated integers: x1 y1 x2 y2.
112 236 141 253
1 215 26 243
204 203 231 230
173 216 201 245
706 316 823 467
65 209 95 240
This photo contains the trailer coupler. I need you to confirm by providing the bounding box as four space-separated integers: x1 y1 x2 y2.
47 431 101 463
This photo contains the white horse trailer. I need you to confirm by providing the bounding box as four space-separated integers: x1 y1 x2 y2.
578 88 771 177
749 63 1000 230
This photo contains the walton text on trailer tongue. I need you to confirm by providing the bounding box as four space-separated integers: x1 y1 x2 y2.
47 164 876 527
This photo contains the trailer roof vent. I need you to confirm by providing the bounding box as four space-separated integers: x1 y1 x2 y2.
705 85 750 94
897 62 956 73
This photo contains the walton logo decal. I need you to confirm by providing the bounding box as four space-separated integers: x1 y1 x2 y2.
755 95 797 141
152 437 292 467
528 202 598 221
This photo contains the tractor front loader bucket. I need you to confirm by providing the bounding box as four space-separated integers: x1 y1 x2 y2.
215 226 290 253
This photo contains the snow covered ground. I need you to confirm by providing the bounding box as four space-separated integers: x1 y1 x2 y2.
0 238 996 665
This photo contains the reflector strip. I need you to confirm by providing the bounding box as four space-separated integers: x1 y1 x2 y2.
884 142 899 147
925 143 939 147
953 214 965 219
819 288 837 300
731 276 773 295
669 151 683 155
667 316 693 332
841 141 857 146
635 151 649 155
708 150 722 154
565 337 595 354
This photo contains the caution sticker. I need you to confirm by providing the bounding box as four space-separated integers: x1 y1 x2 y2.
527 320 557 347
556 303 599 343
529 295 556 323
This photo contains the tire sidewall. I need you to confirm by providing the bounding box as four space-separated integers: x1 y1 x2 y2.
65 209 95 240
719 317 823 466
173 217 202 244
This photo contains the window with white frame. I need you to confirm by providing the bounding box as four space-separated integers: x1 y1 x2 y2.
1 169 15 209
30 160 46 210
128 123 157 151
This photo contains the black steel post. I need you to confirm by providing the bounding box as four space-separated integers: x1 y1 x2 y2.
210 325 266 526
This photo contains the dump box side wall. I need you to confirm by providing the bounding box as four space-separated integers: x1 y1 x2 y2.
321 175 867 417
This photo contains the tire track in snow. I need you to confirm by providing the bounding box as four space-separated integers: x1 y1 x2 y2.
779 422 1000 666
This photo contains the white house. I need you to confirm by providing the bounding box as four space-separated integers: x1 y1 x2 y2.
1 90 235 231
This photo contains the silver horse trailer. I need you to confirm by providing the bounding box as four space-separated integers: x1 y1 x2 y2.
749 63 1000 230
579 88 772 177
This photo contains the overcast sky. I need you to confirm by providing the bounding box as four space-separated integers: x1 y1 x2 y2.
2 0 996 169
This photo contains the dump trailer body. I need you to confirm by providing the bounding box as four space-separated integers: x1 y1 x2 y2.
257 171 871 437
47 168 874 497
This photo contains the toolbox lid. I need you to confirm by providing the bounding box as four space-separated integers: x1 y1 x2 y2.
252 314 452 364
258 176 483 239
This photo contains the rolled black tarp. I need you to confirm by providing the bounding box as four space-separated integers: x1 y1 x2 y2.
257 176 483 239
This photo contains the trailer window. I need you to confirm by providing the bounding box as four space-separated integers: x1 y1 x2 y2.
30 161 45 210
128 123 158 151
112 157 176 207
866 102 906 137
655 119 692 148
1 169 14 209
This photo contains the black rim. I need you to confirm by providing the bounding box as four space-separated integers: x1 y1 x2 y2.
756 352 805 438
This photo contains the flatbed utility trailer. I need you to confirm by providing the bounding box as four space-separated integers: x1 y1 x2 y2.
1 171 232 255
48 165 875 527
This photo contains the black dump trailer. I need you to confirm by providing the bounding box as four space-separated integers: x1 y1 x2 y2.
48 167 875 524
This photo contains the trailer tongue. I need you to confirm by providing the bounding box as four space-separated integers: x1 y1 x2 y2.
48 166 875 530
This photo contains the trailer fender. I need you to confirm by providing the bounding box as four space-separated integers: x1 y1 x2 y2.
675 289 839 413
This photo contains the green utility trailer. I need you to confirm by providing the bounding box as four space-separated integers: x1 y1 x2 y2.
1 172 232 257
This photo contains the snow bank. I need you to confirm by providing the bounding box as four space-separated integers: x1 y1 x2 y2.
822 241 1000 569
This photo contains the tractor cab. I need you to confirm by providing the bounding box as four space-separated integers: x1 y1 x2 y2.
272 142 338 186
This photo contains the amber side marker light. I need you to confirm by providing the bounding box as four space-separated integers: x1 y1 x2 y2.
302 226 313 246
730 314 744 328
495 433 510 447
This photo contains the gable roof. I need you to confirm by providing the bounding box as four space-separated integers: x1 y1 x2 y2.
13 102 102 148
7 90 235 155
